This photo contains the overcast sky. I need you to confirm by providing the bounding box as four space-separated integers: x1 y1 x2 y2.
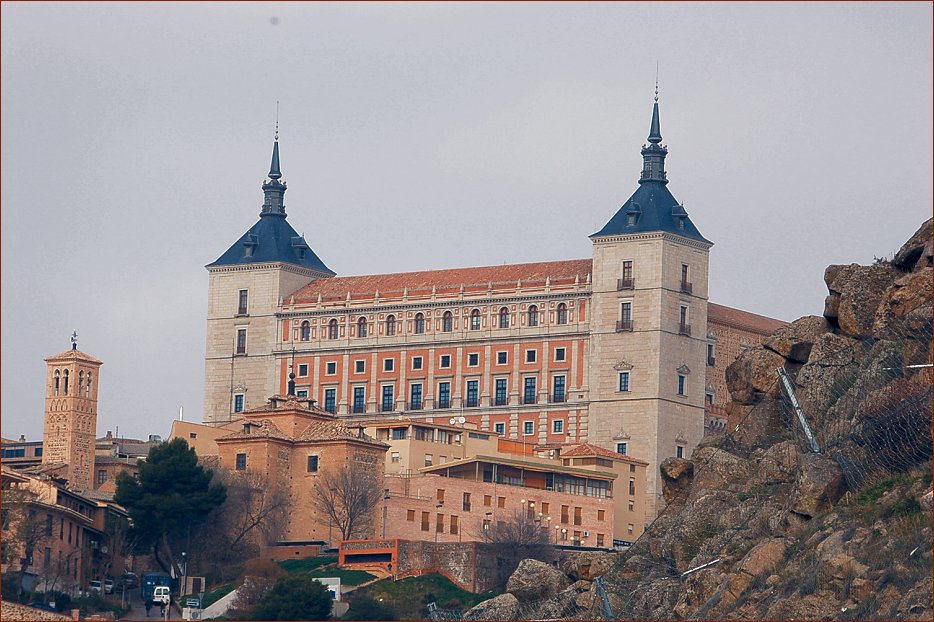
2 2 931 442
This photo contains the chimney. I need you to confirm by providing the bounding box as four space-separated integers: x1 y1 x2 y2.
19 434 25 442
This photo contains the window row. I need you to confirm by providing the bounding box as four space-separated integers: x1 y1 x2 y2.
51 369 93 398
615 300 694 335
295 303 575 341
236 452 320 473
615 370 690 396
615 261 693 293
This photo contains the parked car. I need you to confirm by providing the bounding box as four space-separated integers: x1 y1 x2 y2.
89 580 102 594
104 578 114 594
117 572 138 590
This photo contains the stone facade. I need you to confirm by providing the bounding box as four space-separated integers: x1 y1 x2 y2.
42 348 102 491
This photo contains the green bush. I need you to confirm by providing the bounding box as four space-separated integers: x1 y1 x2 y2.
342 595 397 620
253 574 333 620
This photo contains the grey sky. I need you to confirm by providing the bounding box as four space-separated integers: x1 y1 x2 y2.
2 2 931 442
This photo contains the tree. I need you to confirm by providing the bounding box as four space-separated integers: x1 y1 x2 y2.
252 574 333 620
342 595 397 620
114 438 226 578
216 470 289 554
227 558 285 619
478 510 555 590
312 459 382 541
1 482 48 597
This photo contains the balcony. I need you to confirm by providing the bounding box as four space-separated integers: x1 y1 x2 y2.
381 403 394 413
707 356 716 367
407 401 423 411
494 397 509 406
616 319 633 332
523 395 538 405
436 401 451 409
680 280 693 294
679 323 692 336
616 277 634 291
352 405 366 414
550 393 567 403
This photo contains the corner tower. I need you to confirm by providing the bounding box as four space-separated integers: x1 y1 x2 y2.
204 134 335 425
588 94 713 521
42 338 103 490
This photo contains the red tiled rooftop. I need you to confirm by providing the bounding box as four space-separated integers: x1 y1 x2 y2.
291 259 594 301
708 302 786 335
560 442 649 465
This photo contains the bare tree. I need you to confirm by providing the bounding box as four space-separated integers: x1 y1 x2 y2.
1 485 49 596
312 459 382 542
477 510 556 591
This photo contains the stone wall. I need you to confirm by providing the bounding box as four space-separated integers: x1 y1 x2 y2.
0 601 73 621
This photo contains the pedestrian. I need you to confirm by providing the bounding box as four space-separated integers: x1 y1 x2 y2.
145 599 152 617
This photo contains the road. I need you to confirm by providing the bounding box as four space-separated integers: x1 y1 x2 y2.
117 589 182 621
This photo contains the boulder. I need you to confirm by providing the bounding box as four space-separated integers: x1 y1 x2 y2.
738 538 786 577
829 262 899 338
659 457 694 504
724 398 783 450
892 218 933 271
763 315 830 364
505 558 572 603
754 440 799 484
874 267 933 337
530 588 578 620
790 453 846 518
462 593 520 620
560 551 616 581
690 447 751 492
920 490 933 514
726 348 786 404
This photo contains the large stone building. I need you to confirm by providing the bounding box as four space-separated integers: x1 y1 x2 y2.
203 98 784 519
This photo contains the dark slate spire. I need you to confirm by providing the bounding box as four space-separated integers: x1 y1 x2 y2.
261 130 287 217
590 91 711 244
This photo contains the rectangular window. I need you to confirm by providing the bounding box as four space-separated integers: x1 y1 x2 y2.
552 419 564 434
484 495 492 507
525 349 537 363
555 347 566 362
707 343 716 367
307 455 319 472
382 385 394 412
439 354 451 368
384 358 394 372
437 382 451 409
552 376 566 403
597 533 605 547
391 428 407 440
618 302 633 331
628 500 635 511
561 505 569 523
629 479 636 496
494 422 505 435
410 383 423 410
391 452 401 463
630 464 636 473
97 469 106 485
628 523 634 535
424 454 433 467
412 356 423 370
494 378 508 406
237 289 248 315
574 507 582 526
436 489 445 502
236 328 247 354
622 260 633 283
616 442 627 455
234 394 244 413
467 353 479 367
465 380 479 407
523 377 537 404
462 492 471 512
325 361 336 375
407 509 415 522
235 453 246 470
598 509 605 521
421 512 430 531
677 445 684 458
353 387 366 413
46 514 53 536
497 351 508 365
497 496 506 509
436 514 444 533
450 515 459 535
678 374 686 396
298 363 309 377
523 421 534 435
296 389 308 398
618 371 630 392
324 388 336 413
355 360 365 374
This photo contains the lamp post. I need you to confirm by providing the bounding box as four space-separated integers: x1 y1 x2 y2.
181 552 187 600
553 525 560 545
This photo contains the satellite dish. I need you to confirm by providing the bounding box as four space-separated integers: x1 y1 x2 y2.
449 418 456 425
458 417 466 424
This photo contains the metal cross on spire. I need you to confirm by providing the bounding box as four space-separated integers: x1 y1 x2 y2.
71 330 78 350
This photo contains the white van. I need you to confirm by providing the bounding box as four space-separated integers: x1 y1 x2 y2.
153 585 171 606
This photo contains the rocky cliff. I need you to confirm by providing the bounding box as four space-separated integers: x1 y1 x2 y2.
464 219 932 621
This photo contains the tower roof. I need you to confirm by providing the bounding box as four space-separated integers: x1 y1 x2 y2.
208 135 335 274
592 97 711 244
45 349 103 365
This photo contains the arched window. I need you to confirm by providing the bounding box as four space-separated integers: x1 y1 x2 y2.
78 371 84 395
86 373 92 398
300 321 311 341
557 303 568 325
357 317 368 338
328 319 339 340
63 370 70 396
470 309 481 330
499 307 510 329
54 370 60 396
386 315 396 336
414 313 425 334
527 305 539 327
442 311 453 332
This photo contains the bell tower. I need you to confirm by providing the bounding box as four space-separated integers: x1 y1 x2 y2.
42 334 103 490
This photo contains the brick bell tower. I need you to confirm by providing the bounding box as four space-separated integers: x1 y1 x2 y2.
42 333 103 490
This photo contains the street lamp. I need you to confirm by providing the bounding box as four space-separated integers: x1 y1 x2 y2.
181 552 187 600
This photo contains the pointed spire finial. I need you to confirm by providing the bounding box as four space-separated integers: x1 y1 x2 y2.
275 100 279 142
268 105 282 181
71 330 78 350
654 62 659 103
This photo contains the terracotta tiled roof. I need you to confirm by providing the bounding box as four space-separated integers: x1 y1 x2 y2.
708 302 786 335
560 442 649 465
298 420 387 447
44 348 103 364
218 419 292 442
291 259 593 300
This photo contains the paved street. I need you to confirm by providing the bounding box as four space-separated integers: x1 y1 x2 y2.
117 590 181 621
